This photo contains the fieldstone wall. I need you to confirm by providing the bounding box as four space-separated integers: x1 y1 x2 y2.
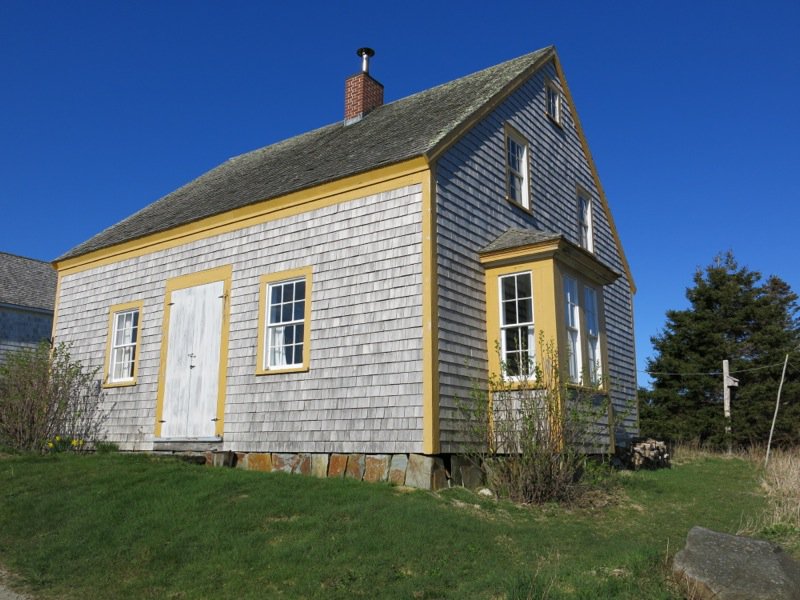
205 451 449 490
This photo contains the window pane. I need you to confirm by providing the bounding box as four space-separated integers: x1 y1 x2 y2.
270 285 282 305
283 283 294 302
270 305 281 324
501 276 516 301
518 299 532 323
502 300 517 326
281 303 293 322
295 280 305 300
283 325 294 344
295 323 304 342
505 328 520 351
294 300 305 321
519 328 530 351
506 354 520 377
510 174 522 201
516 273 531 298
293 345 303 365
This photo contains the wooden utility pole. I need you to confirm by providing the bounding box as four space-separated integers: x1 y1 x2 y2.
723 360 738 455
765 354 789 468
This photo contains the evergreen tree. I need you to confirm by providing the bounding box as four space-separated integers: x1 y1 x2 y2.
643 252 800 447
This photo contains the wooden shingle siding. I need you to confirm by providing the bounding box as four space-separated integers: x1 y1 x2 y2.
435 61 637 451
54 185 424 453
0 307 53 362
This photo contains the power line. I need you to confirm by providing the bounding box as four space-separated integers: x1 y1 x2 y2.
642 357 794 378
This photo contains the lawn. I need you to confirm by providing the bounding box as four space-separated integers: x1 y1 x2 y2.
0 452 769 599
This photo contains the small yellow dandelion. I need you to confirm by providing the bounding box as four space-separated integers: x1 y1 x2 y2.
47 442 54 448
71 439 78 447
55 435 61 442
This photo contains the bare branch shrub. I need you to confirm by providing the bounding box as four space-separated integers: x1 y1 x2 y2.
458 336 610 504
0 341 109 453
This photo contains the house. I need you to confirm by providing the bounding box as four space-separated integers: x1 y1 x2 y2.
0 252 57 362
52 46 637 484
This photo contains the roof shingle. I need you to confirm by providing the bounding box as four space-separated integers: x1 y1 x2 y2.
58 47 553 261
0 252 57 311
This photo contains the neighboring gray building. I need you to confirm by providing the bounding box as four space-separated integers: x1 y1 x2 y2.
0 252 57 362
52 47 638 472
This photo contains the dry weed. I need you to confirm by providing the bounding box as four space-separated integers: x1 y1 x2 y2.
740 446 800 552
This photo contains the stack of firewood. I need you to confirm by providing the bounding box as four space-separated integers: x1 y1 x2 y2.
631 438 670 470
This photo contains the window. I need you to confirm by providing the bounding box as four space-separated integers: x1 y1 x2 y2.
267 278 306 368
505 127 530 210
546 81 561 124
584 287 601 385
499 272 534 377
563 275 581 383
104 301 143 386
256 267 312 374
578 193 593 251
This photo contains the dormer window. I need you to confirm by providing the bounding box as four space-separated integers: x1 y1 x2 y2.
505 125 530 210
546 81 561 125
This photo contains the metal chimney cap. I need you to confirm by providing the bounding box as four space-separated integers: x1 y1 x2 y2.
356 47 375 73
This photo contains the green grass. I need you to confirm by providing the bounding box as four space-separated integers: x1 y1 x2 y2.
0 453 768 599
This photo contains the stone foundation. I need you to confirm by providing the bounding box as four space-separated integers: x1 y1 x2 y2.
198 450 451 490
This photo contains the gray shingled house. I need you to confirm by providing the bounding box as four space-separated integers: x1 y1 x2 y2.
52 47 637 485
0 252 57 362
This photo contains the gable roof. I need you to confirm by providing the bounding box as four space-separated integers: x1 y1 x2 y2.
0 252 57 312
58 47 553 262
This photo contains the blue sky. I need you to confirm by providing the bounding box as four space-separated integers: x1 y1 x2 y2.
2 1 798 384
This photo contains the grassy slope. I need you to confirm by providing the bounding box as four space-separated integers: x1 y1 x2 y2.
0 454 766 599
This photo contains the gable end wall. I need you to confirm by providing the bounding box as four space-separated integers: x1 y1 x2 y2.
434 61 638 452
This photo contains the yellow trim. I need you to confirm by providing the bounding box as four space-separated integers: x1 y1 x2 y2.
154 265 232 438
421 167 439 454
54 158 429 277
50 273 62 342
553 55 636 294
480 237 619 287
102 300 144 388
255 266 313 375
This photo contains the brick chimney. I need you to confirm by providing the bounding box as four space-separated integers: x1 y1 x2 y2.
344 48 384 124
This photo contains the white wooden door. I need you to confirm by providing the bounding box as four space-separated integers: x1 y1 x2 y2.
161 280 225 439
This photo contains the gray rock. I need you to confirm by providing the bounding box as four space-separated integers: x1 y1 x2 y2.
388 454 408 485
450 455 484 489
672 526 800 600
311 454 329 478
405 454 445 490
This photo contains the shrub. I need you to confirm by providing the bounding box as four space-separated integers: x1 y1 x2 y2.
0 342 109 453
458 337 610 504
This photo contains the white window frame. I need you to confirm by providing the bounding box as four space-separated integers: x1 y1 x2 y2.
266 278 306 370
499 272 535 379
105 303 142 385
505 125 530 210
578 193 593 252
563 275 581 384
546 80 562 125
584 286 601 385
